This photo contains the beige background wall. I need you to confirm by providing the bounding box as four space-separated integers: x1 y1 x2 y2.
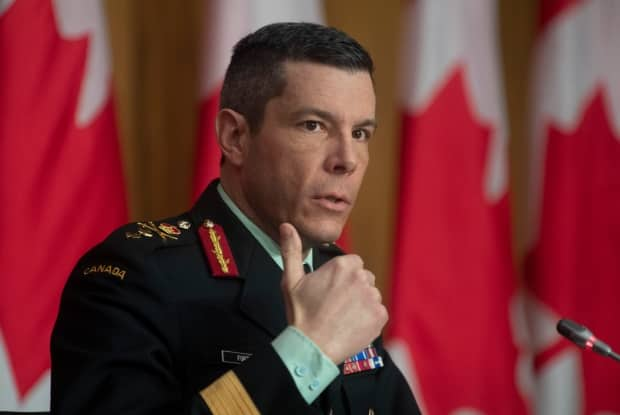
105 0 536 298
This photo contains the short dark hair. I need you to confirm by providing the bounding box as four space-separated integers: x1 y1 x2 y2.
220 22 374 133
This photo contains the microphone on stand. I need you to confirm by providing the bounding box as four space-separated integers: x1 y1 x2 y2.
557 318 620 363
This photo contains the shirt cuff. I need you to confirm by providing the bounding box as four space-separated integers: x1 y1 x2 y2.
271 326 339 404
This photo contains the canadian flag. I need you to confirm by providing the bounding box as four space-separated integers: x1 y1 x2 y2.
387 1 529 414
193 0 351 249
524 1 620 414
0 0 127 411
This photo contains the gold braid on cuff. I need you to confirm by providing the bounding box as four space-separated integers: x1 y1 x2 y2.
200 370 260 415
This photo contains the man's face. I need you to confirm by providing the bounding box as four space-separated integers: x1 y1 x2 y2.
239 61 376 246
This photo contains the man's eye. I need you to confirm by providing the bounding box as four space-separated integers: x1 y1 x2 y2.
302 120 321 132
352 129 371 141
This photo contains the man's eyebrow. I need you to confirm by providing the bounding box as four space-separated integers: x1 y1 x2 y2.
355 118 378 130
290 107 335 122
291 107 378 129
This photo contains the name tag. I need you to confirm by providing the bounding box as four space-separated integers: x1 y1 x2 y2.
221 350 252 364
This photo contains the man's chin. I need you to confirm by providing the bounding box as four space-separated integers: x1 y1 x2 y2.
298 220 345 247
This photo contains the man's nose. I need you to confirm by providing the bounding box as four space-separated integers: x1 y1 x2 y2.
324 134 358 175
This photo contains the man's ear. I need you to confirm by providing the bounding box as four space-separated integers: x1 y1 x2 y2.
215 109 250 166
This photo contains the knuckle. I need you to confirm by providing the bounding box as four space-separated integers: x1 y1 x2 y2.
373 287 382 303
350 254 364 268
354 269 366 282
333 256 348 271
378 305 389 323
338 254 362 268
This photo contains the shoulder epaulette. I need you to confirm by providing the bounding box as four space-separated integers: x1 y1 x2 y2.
76 215 196 283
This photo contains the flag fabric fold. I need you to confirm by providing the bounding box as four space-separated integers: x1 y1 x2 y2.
0 0 127 410
387 1 528 413
525 1 620 413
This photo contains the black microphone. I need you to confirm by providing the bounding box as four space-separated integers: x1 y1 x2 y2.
557 318 620 362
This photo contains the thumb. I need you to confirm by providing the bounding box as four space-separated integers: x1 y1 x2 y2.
279 222 304 292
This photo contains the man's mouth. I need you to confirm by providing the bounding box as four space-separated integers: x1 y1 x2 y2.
313 194 351 212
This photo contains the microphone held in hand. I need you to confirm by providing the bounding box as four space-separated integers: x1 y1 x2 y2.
557 318 620 363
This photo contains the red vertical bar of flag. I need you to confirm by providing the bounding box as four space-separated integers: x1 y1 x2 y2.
0 0 127 410
387 1 528 413
524 1 620 413
192 0 352 250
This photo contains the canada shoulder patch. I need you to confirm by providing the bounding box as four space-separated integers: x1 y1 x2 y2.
82 264 128 280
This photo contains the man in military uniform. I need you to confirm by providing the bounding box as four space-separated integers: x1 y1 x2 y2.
51 22 421 414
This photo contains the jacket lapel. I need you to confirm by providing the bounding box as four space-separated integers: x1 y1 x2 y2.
237 243 288 337
192 180 287 338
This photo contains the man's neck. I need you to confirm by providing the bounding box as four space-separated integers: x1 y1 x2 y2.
217 179 313 270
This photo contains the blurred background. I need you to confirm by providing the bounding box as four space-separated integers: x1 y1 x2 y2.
2 0 619 413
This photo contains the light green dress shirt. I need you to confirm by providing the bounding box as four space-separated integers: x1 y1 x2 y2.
217 184 339 404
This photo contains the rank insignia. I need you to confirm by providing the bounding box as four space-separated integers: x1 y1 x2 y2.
158 222 181 236
343 345 384 375
198 219 239 277
177 220 191 230
125 221 179 240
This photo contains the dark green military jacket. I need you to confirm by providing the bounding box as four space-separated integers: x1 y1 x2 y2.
51 180 420 415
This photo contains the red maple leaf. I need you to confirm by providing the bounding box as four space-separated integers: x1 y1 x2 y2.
538 0 583 30
0 0 126 400
525 89 620 413
390 67 527 414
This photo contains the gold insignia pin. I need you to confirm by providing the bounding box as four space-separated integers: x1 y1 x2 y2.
139 221 178 240
138 229 154 238
125 222 180 240
178 220 191 230
158 222 181 236
125 232 142 239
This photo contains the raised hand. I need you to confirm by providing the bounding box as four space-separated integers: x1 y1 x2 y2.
279 222 388 364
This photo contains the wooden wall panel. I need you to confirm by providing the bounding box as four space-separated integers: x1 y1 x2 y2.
106 0 202 220
499 0 537 267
